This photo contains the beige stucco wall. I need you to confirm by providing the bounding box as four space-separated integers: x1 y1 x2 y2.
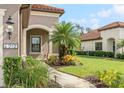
29 12 59 29
81 40 102 51
101 28 119 52
119 28 124 40
101 28 124 53
3 6 19 57
116 28 124 53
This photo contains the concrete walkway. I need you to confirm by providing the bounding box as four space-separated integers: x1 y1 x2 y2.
48 67 95 88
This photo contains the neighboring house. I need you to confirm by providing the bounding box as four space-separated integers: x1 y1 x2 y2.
0 4 64 86
81 22 124 53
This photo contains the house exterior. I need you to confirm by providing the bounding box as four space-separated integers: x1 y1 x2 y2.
0 4 64 86
81 22 124 53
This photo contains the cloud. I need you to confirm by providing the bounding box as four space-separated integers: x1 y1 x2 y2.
90 18 100 29
113 5 124 16
90 18 99 24
97 9 111 18
66 18 100 30
91 23 100 29
66 18 86 25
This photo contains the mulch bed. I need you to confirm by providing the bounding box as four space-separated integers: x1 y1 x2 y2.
48 80 62 88
83 75 109 88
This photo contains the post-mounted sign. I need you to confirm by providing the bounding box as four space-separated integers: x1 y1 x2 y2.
3 43 18 49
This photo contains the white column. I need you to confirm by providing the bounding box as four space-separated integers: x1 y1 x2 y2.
102 39 108 51
0 9 6 87
49 32 53 54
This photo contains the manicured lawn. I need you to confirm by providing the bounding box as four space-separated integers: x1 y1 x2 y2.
58 55 124 77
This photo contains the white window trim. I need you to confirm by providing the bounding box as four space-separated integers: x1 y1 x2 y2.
29 35 42 54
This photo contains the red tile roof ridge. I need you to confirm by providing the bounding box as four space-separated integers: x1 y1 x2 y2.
31 4 64 14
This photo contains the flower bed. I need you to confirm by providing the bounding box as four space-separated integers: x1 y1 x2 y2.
46 55 83 66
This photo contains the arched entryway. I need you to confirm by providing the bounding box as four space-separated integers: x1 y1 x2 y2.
26 28 49 59
22 25 53 59
107 38 115 52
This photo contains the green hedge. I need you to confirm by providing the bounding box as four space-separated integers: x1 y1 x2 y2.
116 53 124 59
3 57 22 87
76 51 115 58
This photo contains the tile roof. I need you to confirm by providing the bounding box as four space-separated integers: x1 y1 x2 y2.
98 22 124 31
82 22 124 41
81 30 101 41
31 4 64 14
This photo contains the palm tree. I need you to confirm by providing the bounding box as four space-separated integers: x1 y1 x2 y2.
117 39 124 53
51 22 80 59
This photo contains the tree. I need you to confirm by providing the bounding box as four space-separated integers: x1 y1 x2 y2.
51 22 80 59
117 39 124 53
86 27 92 33
74 24 84 34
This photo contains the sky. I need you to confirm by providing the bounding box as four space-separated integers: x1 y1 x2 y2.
53 4 124 30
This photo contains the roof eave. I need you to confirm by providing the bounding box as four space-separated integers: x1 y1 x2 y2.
81 37 102 41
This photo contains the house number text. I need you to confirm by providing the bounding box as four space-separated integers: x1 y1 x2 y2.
4 43 18 49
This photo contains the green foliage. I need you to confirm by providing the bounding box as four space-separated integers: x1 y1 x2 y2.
97 70 124 88
19 63 48 87
51 22 80 58
58 55 124 82
3 56 48 88
76 51 115 58
116 53 124 59
19 57 48 88
47 55 58 65
117 39 124 53
3 57 22 87
68 49 76 56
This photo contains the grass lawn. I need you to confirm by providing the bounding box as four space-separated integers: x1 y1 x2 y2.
58 55 124 77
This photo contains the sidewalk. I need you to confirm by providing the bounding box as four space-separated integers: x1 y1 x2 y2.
48 67 96 88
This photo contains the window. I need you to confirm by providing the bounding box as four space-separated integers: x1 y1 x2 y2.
113 41 115 52
95 42 102 51
31 36 41 52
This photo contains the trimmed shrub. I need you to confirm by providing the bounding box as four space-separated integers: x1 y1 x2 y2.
116 53 124 59
76 51 115 58
3 57 22 87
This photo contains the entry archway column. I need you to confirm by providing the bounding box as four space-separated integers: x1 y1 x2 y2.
22 29 27 57
49 32 53 54
0 9 6 87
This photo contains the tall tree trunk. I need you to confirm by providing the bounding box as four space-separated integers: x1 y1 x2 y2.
58 44 68 60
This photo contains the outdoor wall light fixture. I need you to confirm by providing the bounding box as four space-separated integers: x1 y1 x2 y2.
6 16 14 40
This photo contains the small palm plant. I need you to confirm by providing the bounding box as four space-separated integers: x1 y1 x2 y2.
51 21 80 59
117 39 124 53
